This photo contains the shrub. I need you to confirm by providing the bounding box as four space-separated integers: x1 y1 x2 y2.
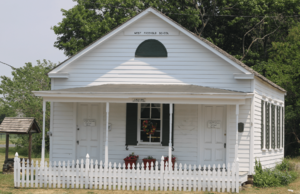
254 159 298 188
276 158 290 171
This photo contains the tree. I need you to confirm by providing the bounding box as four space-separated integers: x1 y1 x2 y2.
253 23 300 156
0 102 16 124
0 60 56 155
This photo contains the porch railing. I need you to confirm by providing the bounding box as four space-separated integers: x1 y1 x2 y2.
14 153 240 193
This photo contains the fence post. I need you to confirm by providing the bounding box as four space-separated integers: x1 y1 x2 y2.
235 159 239 193
85 154 90 189
14 152 19 188
160 156 164 191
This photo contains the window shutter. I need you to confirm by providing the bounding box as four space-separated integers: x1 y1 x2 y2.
162 104 174 146
261 100 264 149
271 104 275 149
266 102 269 149
126 103 138 145
277 106 280 149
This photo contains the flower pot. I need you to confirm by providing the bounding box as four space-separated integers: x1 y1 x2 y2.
142 159 156 170
164 158 176 170
124 158 137 169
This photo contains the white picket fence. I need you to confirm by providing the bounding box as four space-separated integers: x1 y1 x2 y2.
14 153 240 192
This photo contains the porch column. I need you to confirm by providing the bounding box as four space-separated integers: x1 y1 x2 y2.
235 104 239 162
105 102 109 166
41 100 46 163
168 103 173 171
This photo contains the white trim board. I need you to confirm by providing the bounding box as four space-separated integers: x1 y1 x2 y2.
49 7 251 75
42 97 246 105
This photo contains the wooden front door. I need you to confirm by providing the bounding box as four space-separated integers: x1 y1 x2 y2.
201 105 226 166
77 103 100 161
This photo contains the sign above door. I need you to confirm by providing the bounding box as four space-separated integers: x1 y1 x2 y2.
124 28 179 36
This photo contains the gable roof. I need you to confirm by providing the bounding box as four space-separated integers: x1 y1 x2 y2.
0 117 41 134
49 7 285 93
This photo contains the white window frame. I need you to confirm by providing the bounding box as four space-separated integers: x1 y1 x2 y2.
262 98 267 151
280 105 284 149
137 103 163 145
262 98 283 151
275 102 278 150
268 100 272 151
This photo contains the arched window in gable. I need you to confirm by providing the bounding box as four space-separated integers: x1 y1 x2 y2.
135 39 168 57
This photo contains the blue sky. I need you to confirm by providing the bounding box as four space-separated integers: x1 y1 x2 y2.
0 0 76 79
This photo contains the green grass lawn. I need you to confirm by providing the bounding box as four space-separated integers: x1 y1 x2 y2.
0 134 18 145
0 147 300 193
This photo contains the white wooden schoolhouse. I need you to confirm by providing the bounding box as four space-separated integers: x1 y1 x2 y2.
15 7 286 192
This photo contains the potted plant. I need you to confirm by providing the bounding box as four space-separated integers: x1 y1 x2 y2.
124 152 139 169
164 155 176 170
142 156 156 170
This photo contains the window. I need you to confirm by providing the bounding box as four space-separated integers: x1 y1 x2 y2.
261 99 284 150
135 39 168 57
125 103 173 146
139 103 162 143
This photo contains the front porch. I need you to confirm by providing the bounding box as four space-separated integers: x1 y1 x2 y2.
29 84 253 192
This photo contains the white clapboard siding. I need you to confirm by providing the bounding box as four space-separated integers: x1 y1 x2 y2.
253 77 285 169
14 153 241 193
226 101 251 172
51 102 76 161
53 13 251 92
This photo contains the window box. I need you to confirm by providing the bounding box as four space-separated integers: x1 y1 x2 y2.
142 158 156 170
124 152 139 169
164 157 176 170
124 158 138 169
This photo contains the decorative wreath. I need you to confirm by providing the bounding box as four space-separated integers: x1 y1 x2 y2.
142 120 157 135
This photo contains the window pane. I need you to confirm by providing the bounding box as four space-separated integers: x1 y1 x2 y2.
151 120 160 131
151 108 160 118
141 120 160 143
151 131 160 142
140 131 149 142
141 108 150 118
141 103 150 108
151 103 160 107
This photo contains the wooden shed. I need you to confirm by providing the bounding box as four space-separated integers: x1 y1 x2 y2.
0 117 40 173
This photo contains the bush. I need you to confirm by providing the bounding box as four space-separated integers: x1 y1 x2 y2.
276 158 290 171
254 159 298 187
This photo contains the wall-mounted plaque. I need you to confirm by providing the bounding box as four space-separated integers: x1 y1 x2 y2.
132 98 145 102
207 120 221 129
83 119 96 127
124 28 179 36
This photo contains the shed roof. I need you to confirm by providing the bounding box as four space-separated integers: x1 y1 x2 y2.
0 117 41 134
33 84 248 97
